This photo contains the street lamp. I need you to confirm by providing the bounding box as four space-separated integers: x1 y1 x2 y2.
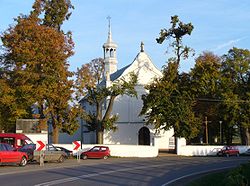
219 121 222 144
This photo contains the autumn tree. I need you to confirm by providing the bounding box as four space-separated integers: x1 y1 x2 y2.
189 52 222 144
0 0 77 143
220 47 250 145
141 15 199 151
0 68 30 132
75 58 138 144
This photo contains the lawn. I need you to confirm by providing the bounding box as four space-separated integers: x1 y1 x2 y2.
188 162 250 186
187 171 229 186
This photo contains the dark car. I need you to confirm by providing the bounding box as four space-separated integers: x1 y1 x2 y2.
19 143 36 161
0 143 28 166
217 146 239 157
19 144 67 163
81 146 110 160
54 146 73 158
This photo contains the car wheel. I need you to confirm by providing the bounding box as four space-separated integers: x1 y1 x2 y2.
58 155 65 163
19 156 27 166
236 153 240 157
103 156 108 160
82 155 88 160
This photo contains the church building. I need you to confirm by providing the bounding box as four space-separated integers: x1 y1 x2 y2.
59 21 175 151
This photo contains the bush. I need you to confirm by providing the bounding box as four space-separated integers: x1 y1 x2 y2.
222 162 250 186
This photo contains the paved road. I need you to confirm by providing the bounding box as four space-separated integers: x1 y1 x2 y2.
0 156 249 186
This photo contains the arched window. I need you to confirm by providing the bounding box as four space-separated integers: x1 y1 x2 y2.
110 48 114 57
138 127 150 145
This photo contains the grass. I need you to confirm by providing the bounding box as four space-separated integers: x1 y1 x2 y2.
188 162 250 186
187 171 229 186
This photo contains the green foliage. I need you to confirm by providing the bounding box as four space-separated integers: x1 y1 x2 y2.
156 15 194 65
141 15 198 140
30 0 74 31
222 162 250 186
219 48 250 144
141 62 200 139
43 0 74 31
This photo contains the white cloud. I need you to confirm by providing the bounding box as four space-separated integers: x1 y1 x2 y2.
213 37 245 51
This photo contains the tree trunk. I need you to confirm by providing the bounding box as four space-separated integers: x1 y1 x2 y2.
240 127 250 145
52 124 59 144
95 101 103 144
245 128 250 145
103 96 115 121
96 129 103 144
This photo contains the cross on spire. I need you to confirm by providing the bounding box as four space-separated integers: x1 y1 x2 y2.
106 16 112 42
107 16 111 30
140 41 144 52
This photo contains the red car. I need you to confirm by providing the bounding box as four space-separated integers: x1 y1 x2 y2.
0 143 28 166
217 146 239 157
81 146 110 160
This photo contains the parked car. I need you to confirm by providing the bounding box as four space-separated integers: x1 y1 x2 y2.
18 143 36 161
242 148 250 156
0 133 33 150
54 146 73 158
81 146 110 160
217 146 239 157
19 144 67 163
0 143 28 166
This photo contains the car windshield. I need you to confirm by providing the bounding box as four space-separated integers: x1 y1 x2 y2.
47 144 57 151
91 147 100 152
25 139 34 144
20 144 35 150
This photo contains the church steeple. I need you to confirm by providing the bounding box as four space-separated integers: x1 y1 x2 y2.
107 16 113 43
103 16 118 80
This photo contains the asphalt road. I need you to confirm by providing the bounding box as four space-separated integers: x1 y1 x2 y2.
0 156 249 186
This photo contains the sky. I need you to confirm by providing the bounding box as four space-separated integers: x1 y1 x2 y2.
0 0 250 73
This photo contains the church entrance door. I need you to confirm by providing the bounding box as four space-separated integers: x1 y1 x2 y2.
138 127 150 145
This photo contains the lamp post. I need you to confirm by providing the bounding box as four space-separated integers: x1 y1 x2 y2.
219 121 222 144
205 116 208 144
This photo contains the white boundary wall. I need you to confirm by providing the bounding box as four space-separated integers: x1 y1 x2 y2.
178 145 250 156
177 139 250 156
54 144 158 158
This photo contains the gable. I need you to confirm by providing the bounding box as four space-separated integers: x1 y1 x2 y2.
115 52 162 85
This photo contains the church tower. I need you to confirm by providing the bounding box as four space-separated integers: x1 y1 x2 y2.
103 17 118 80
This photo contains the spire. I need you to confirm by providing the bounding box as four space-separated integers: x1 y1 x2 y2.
103 16 118 79
107 16 112 43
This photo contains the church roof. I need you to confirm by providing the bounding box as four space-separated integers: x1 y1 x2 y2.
99 64 130 86
110 64 131 81
100 48 162 86
80 45 162 104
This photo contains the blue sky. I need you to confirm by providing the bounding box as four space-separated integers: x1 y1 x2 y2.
1 0 250 73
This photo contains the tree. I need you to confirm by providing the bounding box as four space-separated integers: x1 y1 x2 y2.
189 52 222 144
0 0 76 143
141 61 200 140
42 0 74 31
220 47 250 145
156 15 194 65
0 69 29 132
141 15 198 150
75 58 138 144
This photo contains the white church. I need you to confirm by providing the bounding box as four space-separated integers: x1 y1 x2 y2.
60 22 175 151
